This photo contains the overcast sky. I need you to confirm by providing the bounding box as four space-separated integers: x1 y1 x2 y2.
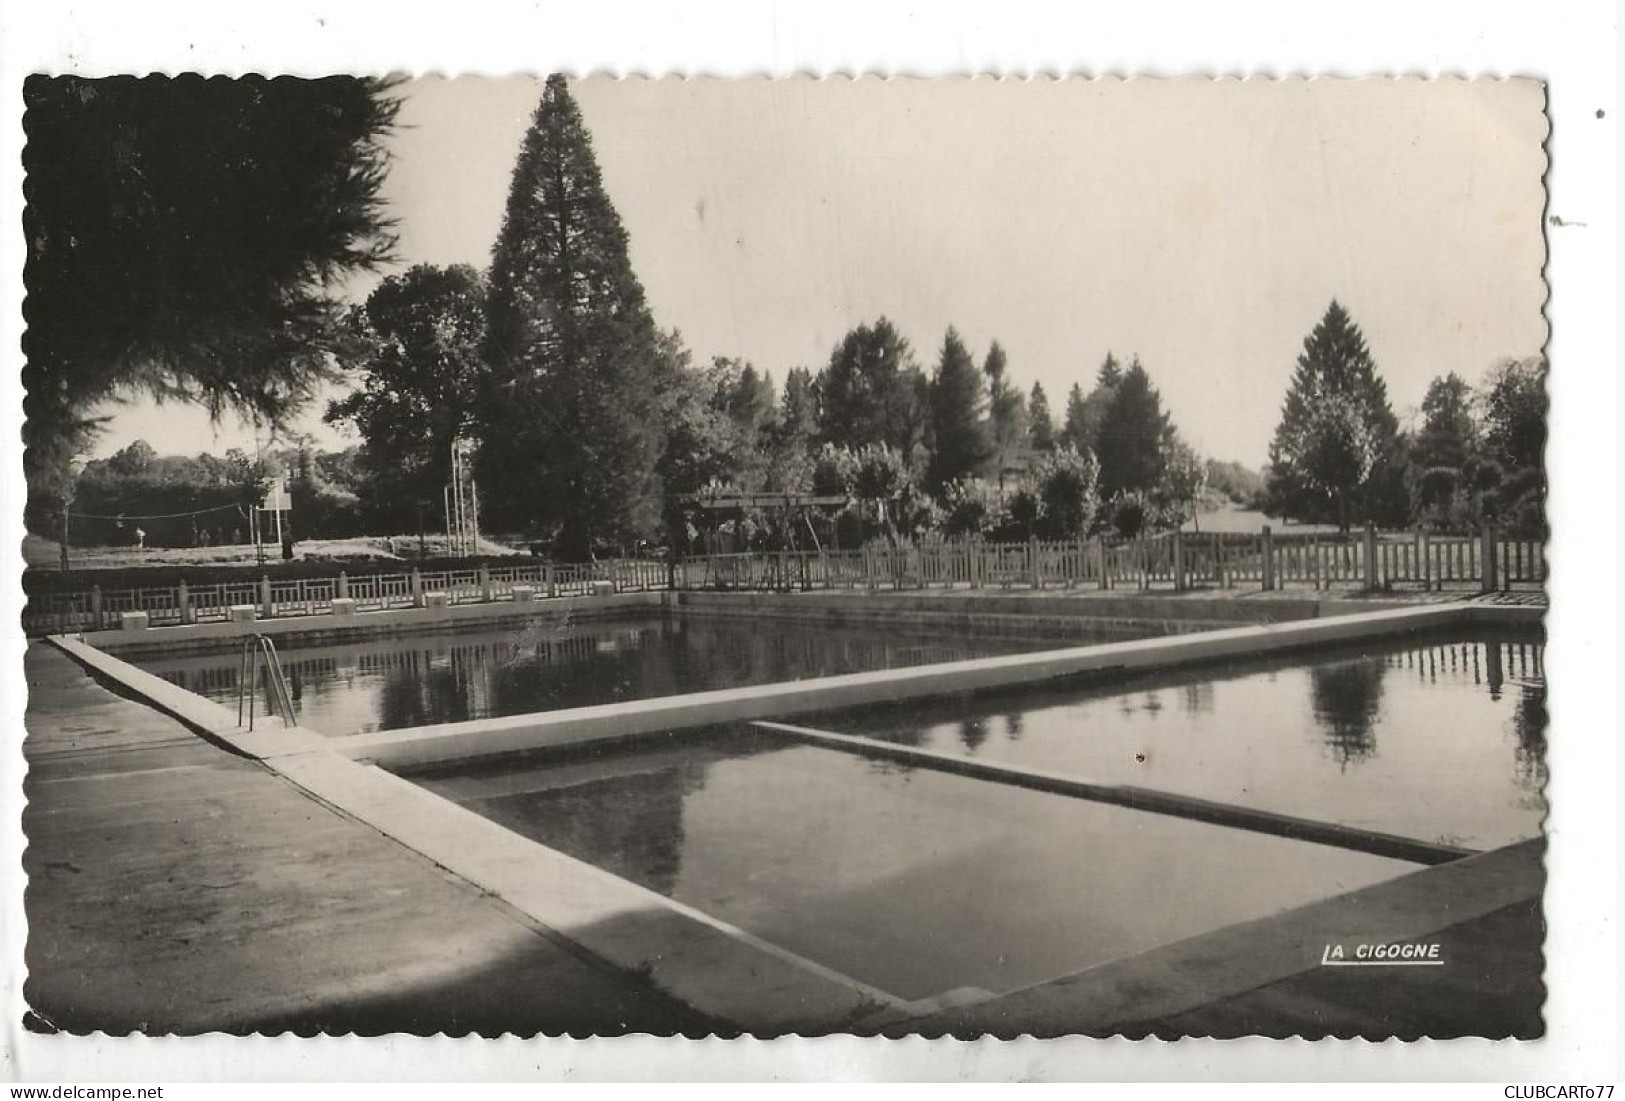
91 76 1548 468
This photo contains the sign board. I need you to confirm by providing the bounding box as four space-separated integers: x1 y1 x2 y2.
263 479 292 513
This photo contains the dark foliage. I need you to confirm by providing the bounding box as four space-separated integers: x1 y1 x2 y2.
1265 301 1401 528
815 318 930 456
23 75 399 496
326 264 489 533
478 75 666 558
1095 359 1175 500
927 328 992 491
1027 381 1055 451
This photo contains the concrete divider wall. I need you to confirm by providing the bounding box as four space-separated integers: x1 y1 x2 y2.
676 596 1222 641
676 589 1344 624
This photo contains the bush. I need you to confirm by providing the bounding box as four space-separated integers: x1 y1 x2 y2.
1107 491 1153 538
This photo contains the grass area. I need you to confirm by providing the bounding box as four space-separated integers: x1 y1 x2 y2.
1182 506 1342 535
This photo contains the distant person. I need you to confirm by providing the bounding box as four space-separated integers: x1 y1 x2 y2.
281 533 295 561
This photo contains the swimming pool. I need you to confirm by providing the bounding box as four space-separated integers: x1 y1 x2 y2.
405 726 1418 1002
73 598 1544 1030
799 631 1546 850
135 612 1155 736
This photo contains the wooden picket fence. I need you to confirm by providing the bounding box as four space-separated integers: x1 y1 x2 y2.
676 525 1547 597
24 558 670 635
22 526 1545 636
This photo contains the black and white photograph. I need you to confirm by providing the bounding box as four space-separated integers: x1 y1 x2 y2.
1 4 1618 1083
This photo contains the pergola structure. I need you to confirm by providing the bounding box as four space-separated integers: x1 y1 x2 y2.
675 492 850 554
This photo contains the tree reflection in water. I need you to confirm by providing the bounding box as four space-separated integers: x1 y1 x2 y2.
1308 657 1387 767
377 648 478 729
479 765 702 896
958 719 990 753
1510 683 1548 798
1003 712 1024 741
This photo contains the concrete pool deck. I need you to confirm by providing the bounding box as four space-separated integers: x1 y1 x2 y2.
23 594 1548 1037
22 643 713 1036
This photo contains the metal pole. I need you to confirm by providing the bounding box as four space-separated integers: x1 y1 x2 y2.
60 494 71 571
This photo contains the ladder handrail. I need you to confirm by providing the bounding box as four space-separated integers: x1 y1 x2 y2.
237 633 297 730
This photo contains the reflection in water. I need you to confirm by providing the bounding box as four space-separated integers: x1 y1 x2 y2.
478 763 701 895
1308 658 1386 767
410 730 1415 1002
958 719 991 753
139 614 1086 736
1511 684 1548 796
825 631 1546 850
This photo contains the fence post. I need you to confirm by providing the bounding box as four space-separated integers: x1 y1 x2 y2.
1480 524 1498 594
177 579 192 625
1261 526 1275 591
410 568 423 608
479 564 492 602
863 545 876 591
260 575 274 618
337 571 349 600
1028 535 1041 589
1097 535 1110 590
1364 521 1379 591
90 585 103 630
1172 530 1185 592
545 563 557 598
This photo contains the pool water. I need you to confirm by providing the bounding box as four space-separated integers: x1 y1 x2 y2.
806 631 1546 850
406 728 1417 1002
137 612 1144 736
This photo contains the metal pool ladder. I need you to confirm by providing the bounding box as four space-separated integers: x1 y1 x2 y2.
237 634 296 730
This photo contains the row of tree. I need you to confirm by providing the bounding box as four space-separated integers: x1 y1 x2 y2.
1263 301 1547 536
21 75 1547 562
53 438 368 549
328 267 1211 551
323 76 1214 556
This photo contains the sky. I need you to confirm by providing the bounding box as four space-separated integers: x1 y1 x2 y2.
88 76 1549 468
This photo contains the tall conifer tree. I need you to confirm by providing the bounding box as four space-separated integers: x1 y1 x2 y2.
984 340 1028 458
927 327 992 491
480 75 666 557
1265 300 1400 528
1072 351 1123 456
1059 383 1089 452
816 318 927 454
1096 358 1175 500
1028 382 1055 451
